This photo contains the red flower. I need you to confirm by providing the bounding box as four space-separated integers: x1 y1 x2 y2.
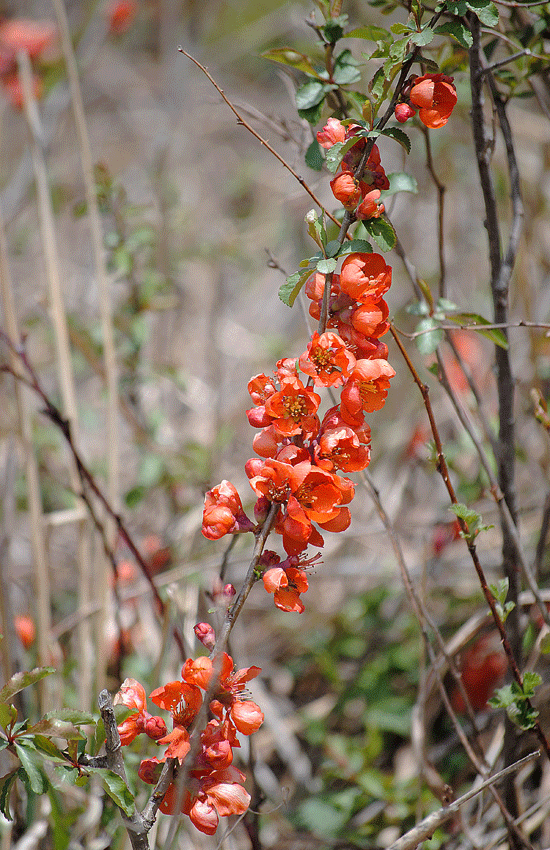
340 252 392 302
409 74 457 129
14 614 35 649
341 359 396 422
451 635 507 712
202 480 254 540
107 0 137 35
350 298 389 339
356 189 384 220
263 561 309 613
299 331 356 388
317 116 346 149
114 678 168 745
264 376 321 436
330 170 364 210
0 18 56 58
316 425 371 472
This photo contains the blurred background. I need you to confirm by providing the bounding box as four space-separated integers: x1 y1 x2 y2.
1 0 550 847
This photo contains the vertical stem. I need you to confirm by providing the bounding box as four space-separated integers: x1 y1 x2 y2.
51 0 119 693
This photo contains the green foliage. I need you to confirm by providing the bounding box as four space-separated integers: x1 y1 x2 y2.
450 502 493 542
489 578 516 623
489 673 542 730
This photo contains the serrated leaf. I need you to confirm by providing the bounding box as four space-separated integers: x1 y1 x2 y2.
380 171 417 199
522 671 542 697
261 47 321 78
0 667 55 704
466 0 499 25
15 742 46 794
415 317 443 354
342 239 373 254
296 80 328 111
323 14 348 44
362 217 396 251
325 239 341 258
447 313 509 349
369 67 386 101
410 27 434 46
279 269 311 308
0 770 17 820
450 502 480 525
316 258 338 274
434 20 473 48
93 768 135 817
345 25 392 42
305 139 324 171
488 683 514 709
380 126 411 154
0 702 17 729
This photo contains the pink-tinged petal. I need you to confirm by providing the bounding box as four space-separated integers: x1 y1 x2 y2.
114 677 146 712
207 781 251 817
230 700 264 734
263 566 287 593
190 797 219 834
274 586 305 613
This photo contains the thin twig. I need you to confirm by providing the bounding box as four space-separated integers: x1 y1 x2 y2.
386 750 540 850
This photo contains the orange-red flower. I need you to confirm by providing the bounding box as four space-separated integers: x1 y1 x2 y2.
317 116 346 149
316 425 371 472
263 561 309 613
264 376 321 436
14 614 35 649
150 680 202 730
107 0 137 34
202 480 254 540
183 653 264 735
114 678 168 745
330 170 364 210
341 359 396 422
0 18 56 58
299 331 356 388
356 189 384 220
350 298 389 339
340 252 392 302
409 74 457 129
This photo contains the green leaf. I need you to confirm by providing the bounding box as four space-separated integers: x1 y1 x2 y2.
15 741 46 794
434 20 473 48
383 37 409 77
369 67 386 102
466 0 499 26
261 47 321 78
305 139 324 171
540 633 550 655
489 578 509 607
32 735 72 764
450 502 481 526
325 135 364 174
322 15 348 44
332 49 361 85
362 217 396 251
522 671 542 698
298 101 325 125
316 258 338 274
380 126 411 154
410 27 434 46
415 316 443 354
0 770 17 820
345 25 392 43
279 269 311 308
0 667 55 705
380 171 417 200
25 717 86 741
436 297 458 312
325 239 341 258
447 313 509 349
296 80 329 111
0 702 17 729
93 768 135 817
341 239 373 255
391 23 412 34
488 684 514 709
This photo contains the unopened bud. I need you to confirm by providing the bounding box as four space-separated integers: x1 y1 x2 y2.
195 621 216 650
144 714 168 740
223 583 236 601
394 102 416 123
305 209 317 224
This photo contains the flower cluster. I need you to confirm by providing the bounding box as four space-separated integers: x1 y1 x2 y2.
394 73 457 128
317 117 389 218
115 652 264 834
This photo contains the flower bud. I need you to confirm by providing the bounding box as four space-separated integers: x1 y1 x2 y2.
394 102 416 123
144 714 168 740
195 621 216 650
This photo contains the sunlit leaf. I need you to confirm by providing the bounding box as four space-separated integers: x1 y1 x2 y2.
447 312 509 349
261 47 321 78
0 667 55 705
